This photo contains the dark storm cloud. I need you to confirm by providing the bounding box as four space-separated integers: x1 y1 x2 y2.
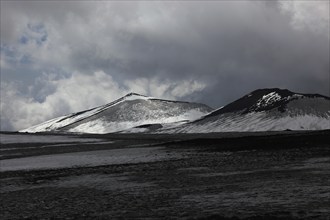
61 1 329 104
1 1 329 130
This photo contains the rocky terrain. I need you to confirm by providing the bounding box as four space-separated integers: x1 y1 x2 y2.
1 130 329 219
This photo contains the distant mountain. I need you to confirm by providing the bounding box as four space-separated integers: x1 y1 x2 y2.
162 88 330 133
20 89 330 134
20 93 213 133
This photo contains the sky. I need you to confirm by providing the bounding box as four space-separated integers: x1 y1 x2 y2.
0 0 329 131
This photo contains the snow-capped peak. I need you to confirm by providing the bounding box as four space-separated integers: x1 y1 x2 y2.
255 91 283 108
124 92 148 98
122 92 153 101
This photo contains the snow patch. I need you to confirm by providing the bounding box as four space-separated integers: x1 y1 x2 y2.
124 94 153 101
0 147 182 171
120 127 149 133
0 134 104 144
19 115 67 133
67 109 208 134
256 92 282 108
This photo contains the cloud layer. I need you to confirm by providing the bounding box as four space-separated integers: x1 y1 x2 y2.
1 1 329 130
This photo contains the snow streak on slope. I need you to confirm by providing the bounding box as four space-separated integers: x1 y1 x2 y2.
67 114 192 134
164 112 330 133
20 93 213 133
64 103 211 134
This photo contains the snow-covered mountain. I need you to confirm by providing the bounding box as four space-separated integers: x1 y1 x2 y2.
160 88 330 133
20 93 213 133
20 89 330 134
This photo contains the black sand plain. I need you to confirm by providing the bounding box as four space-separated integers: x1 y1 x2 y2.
1 130 329 219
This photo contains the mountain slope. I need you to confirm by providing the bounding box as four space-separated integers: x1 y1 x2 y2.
161 88 330 133
20 93 213 133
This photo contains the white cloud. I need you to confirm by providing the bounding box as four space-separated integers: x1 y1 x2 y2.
279 0 329 37
171 80 206 98
1 1 329 130
124 77 206 100
1 71 206 131
1 71 127 130
0 55 8 69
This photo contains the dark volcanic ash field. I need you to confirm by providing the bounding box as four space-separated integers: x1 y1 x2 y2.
0 131 330 219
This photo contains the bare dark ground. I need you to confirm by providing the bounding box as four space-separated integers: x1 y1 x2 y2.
0 130 330 219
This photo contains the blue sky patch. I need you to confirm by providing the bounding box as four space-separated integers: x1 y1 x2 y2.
20 35 29 44
19 22 48 46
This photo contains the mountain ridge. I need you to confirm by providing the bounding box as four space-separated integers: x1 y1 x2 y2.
20 93 213 133
161 88 330 133
20 88 330 133
206 88 329 117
